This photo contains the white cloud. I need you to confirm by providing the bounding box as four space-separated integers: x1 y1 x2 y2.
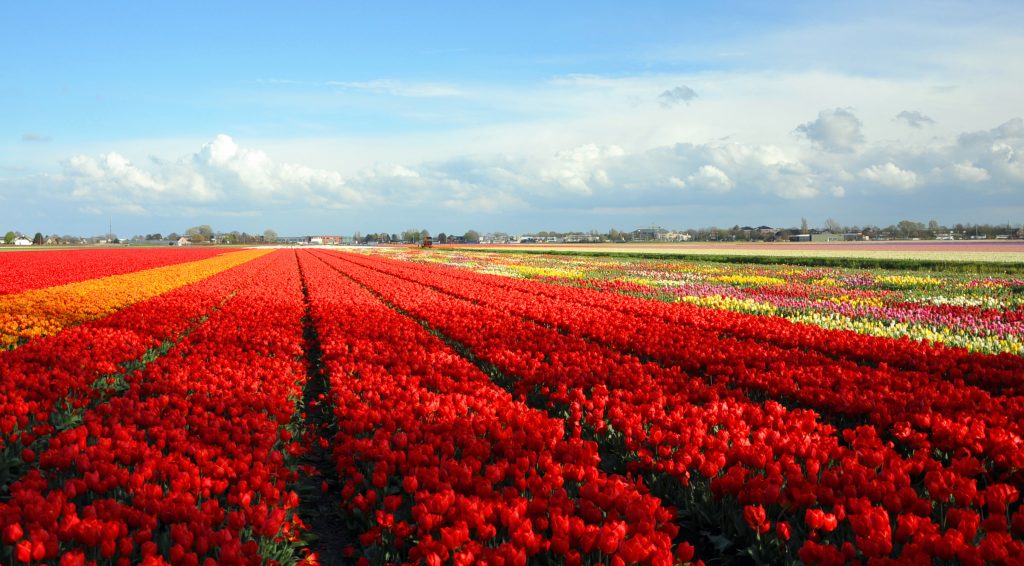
58 135 365 216
795 108 865 153
668 176 686 188
859 162 919 190
539 144 624 196
950 161 991 183
954 118 1024 184
687 164 734 192
65 152 163 200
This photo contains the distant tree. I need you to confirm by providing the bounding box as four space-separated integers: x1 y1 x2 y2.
353 231 362 243
823 218 843 233
186 225 213 243
145 233 163 241
401 229 422 243
167 232 181 241
264 229 278 243
464 229 480 243
800 217 809 233
390 234 399 243
897 219 922 239
4 231 15 244
32 232 44 245
437 232 447 244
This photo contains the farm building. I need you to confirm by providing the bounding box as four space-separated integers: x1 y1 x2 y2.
307 235 343 245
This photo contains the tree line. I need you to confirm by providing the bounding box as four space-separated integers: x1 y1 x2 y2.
351 229 481 244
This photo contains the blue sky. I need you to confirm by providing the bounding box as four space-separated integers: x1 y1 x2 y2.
1 1 1022 237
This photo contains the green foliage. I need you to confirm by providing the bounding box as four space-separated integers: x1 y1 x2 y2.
186 224 214 243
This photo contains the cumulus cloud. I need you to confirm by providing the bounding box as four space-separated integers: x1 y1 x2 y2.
955 118 1024 184
795 108 865 152
22 132 51 142
539 144 624 196
59 135 365 215
950 161 991 183
895 110 935 128
859 162 919 190
658 85 698 107
686 165 734 192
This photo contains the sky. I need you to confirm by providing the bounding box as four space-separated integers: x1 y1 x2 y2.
1 1 1023 237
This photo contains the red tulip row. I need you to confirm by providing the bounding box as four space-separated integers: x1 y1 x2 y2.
366 250 1024 394
0 252 280 501
296 251 694 565
316 250 1024 565
0 248 228 295
330 250 1024 481
0 250 310 565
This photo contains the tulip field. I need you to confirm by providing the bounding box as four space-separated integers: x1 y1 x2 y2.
2 248 1024 565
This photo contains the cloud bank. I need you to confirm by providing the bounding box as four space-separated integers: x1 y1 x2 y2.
3 110 1021 233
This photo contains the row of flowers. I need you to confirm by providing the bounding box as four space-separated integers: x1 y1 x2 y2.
0 251 310 565
372 248 1024 355
0 249 271 349
1 249 272 497
384 251 1024 395
354 251 1024 479
0 248 229 296
324 250 1024 564
297 250 695 565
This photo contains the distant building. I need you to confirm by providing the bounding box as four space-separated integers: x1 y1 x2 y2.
480 232 513 244
564 233 601 243
789 234 812 242
14 237 32 246
810 232 843 242
632 226 669 241
307 235 342 245
176 237 191 246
